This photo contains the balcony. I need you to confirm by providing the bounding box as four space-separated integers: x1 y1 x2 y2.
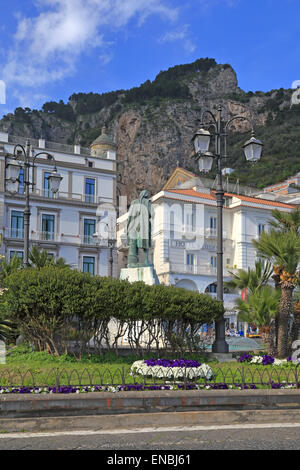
3 228 60 242
5 228 24 239
159 262 237 277
37 231 56 242
33 189 113 205
80 235 97 246
79 235 109 247
205 228 227 238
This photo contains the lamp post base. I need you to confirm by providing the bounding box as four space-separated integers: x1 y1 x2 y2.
211 340 229 354
212 319 229 353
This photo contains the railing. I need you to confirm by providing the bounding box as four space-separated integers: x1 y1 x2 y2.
161 262 238 277
205 228 227 238
167 262 217 276
80 235 97 246
29 189 113 205
4 228 24 239
0 365 299 390
36 231 56 242
2 228 110 246
7 134 92 157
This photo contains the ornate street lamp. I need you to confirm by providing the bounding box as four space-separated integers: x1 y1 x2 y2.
192 105 263 354
5 139 63 268
47 169 63 193
93 220 116 277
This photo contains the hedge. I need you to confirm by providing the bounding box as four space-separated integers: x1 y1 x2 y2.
0 267 223 356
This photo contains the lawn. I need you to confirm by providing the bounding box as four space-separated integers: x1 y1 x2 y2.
0 344 299 390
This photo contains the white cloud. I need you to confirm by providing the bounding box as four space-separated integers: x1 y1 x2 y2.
291 80 300 89
1 0 178 106
159 24 196 54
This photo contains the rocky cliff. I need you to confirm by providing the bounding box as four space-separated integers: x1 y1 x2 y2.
0 58 298 201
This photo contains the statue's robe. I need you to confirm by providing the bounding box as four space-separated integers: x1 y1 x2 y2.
127 190 152 250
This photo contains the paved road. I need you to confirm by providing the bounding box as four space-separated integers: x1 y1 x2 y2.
1 423 300 450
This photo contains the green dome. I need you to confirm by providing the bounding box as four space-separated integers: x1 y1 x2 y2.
90 126 116 149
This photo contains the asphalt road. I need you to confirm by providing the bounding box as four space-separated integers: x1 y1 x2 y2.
1 423 300 451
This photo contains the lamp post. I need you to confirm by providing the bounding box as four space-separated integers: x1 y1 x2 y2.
5 139 63 268
93 220 116 277
192 105 263 353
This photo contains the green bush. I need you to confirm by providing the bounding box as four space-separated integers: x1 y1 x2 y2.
0 267 223 356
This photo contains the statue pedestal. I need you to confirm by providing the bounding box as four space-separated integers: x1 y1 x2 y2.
120 265 159 286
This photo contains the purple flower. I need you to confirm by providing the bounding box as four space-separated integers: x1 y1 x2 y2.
238 353 253 363
261 354 275 366
144 358 202 368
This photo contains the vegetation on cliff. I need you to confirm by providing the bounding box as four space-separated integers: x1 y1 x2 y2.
0 57 299 192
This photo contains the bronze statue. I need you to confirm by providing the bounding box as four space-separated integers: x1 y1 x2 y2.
127 190 152 267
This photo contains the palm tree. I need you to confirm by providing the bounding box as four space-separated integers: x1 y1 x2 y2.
269 208 300 234
226 260 273 295
236 286 280 355
253 229 300 358
0 254 22 282
28 246 68 269
288 292 300 352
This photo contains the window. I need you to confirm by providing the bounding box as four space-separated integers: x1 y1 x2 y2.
88 161 93 168
210 216 217 229
43 171 53 198
83 256 95 275
11 210 24 238
186 253 194 265
210 256 217 269
84 219 96 244
9 250 23 261
170 211 174 240
85 178 95 203
206 283 217 293
208 216 217 236
18 168 24 194
258 224 265 236
41 214 55 240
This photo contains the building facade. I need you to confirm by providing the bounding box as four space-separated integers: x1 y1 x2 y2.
0 127 117 276
117 167 295 328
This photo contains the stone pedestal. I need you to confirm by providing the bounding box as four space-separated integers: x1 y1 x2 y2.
120 265 159 286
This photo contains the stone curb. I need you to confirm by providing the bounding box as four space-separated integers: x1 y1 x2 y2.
1 409 300 434
1 389 300 419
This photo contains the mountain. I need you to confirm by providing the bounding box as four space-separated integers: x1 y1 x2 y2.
1 58 299 201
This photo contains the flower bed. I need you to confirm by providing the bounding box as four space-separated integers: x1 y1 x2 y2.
130 359 214 380
238 353 293 366
0 382 298 394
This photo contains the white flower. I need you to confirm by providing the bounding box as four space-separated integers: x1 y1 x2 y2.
130 360 214 381
250 356 263 364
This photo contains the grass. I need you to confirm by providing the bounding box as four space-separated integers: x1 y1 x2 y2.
0 344 298 389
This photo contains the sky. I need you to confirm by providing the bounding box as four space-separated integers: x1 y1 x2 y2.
0 0 300 117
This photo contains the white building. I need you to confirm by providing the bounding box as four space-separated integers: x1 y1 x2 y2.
117 167 295 329
0 127 117 276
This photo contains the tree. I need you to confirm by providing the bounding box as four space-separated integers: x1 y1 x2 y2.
28 246 68 269
269 208 300 234
0 268 223 356
0 254 22 282
235 286 280 355
226 260 273 295
253 229 300 358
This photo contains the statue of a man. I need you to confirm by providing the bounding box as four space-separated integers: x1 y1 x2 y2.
127 190 152 267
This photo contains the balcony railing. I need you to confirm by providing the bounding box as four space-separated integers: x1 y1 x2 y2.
159 262 237 277
32 189 113 205
81 235 97 246
5 228 24 239
205 228 227 238
37 231 56 241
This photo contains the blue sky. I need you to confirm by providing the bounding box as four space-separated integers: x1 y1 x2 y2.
0 0 300 117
